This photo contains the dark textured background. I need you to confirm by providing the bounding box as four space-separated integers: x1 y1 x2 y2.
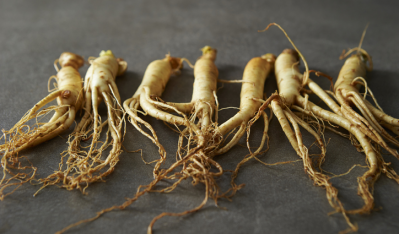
0 0 399 233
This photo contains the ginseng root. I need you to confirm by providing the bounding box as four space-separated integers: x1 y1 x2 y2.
38 50 128 194
312 25 399 157
208 54 278 195
298 29 399 215
123 54 184 176
211 53 276 156
0 52 84 199
262 23 399 231
129 49 269 233
259 23 357 232
333 47 399 152
268 49 357 228
144 46 221 234
56 47 223 234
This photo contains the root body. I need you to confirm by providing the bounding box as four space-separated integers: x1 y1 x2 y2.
0 52 84 199
261 23 358 232
38 50 128 194
124 54 184 176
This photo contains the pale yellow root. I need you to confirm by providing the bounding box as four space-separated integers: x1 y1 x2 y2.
365 100 399 129
272 32 395 219
211 53 276 156
123 55 187 177
295 97 380 215
228 95 280 198
124 98 167 176
305 54 399 214
278 101 356 228
267 42 355 231
334 44 399 152
335 88 399 155
37 51 127 193
57 47 270 234
1 90 62 154
70 50 216 233
188 54 277 202
0 52 84 198
126 47 222 233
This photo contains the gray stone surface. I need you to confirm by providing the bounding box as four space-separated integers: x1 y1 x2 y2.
0 0 399 233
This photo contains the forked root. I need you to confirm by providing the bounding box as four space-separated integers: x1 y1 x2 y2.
294 98 399 219
0 52 84 198
274 96 356 231
122 55 187 177
124 97 167 177
334 39 399 155
55 140 222 234
259 23 357 232
335 88 399 157
303 76 399 217
38 91 124 194
347 146 399 215
1 105 77 197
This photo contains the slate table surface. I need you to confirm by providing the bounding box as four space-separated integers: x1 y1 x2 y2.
0 0 399 233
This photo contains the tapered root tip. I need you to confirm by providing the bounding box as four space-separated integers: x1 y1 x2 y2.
59 52 84 69
282 49 299 61
261 53 276 63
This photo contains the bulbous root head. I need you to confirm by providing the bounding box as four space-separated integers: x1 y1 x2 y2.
58 52 84 70
0 52 84 199
36 51 126 194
